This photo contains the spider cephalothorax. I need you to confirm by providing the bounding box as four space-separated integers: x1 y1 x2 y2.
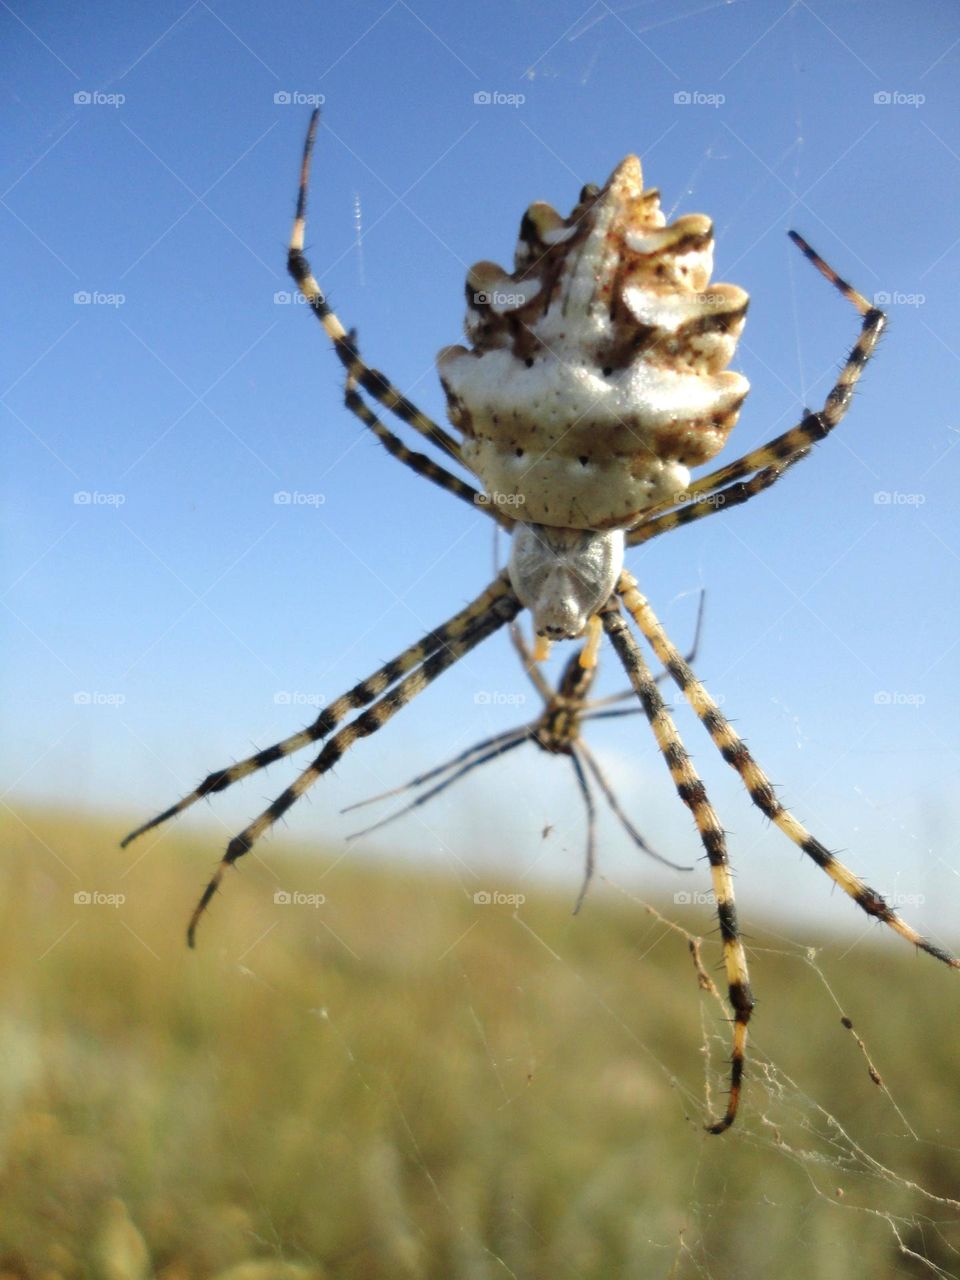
507 523 625 638
123 111 957 1136
438 156 750 532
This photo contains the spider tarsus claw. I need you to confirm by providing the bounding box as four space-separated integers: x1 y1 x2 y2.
705 1115 734 1135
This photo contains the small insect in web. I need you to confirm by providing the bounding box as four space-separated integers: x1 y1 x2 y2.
342 593 707 916
123 111 959 1132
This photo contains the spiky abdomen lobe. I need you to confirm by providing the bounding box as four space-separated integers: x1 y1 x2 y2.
440 348 749 529
438 153 751 530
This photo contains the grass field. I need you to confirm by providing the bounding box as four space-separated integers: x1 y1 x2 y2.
2 806 958 1279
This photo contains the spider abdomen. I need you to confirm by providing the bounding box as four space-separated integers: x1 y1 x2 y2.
437 156 750 530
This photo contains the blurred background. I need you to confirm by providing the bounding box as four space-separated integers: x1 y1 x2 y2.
2 2 960 1274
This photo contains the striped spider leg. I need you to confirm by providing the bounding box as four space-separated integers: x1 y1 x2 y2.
123 574 521 945
602 574 960 1134
342 592 706 914
122 113 515 943
287 111 513 529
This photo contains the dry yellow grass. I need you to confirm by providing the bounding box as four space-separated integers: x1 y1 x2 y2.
1 806 958 1278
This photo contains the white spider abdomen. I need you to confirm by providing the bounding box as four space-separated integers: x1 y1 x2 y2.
438 156 750 530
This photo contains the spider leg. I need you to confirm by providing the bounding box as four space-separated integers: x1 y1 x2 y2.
629 457 803 548
288 110 468 471
600 596 753 1134
580 707 647 722
342 359 509 525
344 732 529 841
121 573 514 848
588 588 705 708
509 619 556 704
187 585 521 946
341 723 529 816
569 748 598 915
617 573 960 970
577 740 692 873
626 233 886 547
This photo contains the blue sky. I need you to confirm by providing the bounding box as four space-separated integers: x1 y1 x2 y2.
3 0 960 943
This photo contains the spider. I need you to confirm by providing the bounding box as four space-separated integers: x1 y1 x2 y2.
341 593 706 916
123 111 958 1132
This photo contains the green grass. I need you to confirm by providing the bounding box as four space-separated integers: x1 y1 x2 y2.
2 806 958 1279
